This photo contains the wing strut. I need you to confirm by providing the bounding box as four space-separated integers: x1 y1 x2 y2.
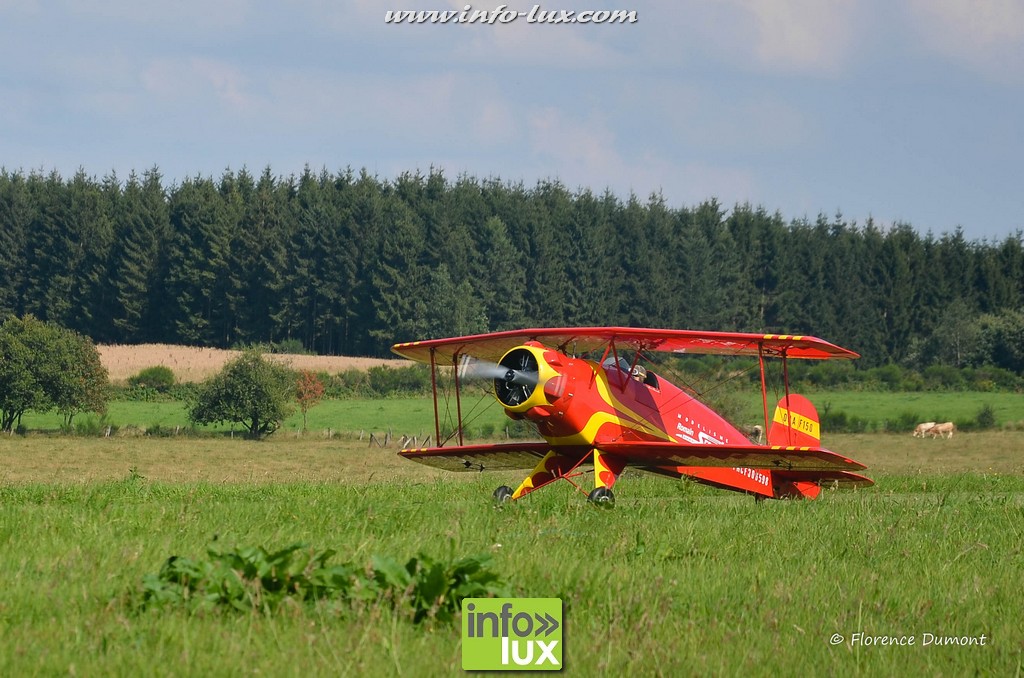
453 351 465 446
429 348 442 447
758 343 769 436
782 350 792 446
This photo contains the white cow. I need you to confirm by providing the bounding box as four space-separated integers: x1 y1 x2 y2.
913 422 936 438
929 422 956 439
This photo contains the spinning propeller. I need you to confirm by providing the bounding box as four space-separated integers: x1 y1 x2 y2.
459 349 540 407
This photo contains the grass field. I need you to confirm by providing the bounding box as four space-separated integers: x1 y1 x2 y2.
1 433 1023 675
805 390 1024 429
15 389 1024 442
19 395 511 441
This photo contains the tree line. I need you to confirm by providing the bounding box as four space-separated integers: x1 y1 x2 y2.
1 166 1022 371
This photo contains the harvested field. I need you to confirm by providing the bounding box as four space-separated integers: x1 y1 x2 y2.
98 343 408 383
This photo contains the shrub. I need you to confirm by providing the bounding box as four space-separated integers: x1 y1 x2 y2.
922 365 967 390
367 365 431 396
866 364 903 391
273 338 310 355
965 366 1022 391
805 361 856 388
819 406 872 433
883 411 921 433
128 366 176 392
72 414 117 437
975 403 997 430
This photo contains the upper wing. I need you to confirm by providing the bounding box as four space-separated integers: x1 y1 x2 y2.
594 441 866 472
392 327 858 364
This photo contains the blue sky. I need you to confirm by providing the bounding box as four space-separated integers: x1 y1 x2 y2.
1 0 1021 242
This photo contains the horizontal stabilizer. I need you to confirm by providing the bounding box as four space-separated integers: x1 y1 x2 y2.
772 469 875 488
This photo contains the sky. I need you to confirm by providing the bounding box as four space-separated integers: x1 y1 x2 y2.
1 0 1022 242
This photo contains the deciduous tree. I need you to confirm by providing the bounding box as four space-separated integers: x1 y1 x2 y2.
188 350 295 438
295 369 325 433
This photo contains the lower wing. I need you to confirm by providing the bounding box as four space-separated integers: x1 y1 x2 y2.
399 441 865 473
398 442 588 472
595 441 867 472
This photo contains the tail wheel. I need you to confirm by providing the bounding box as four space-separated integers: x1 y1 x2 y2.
493 485 513 504
587 487 615 507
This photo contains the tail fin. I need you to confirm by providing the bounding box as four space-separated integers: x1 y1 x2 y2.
767 394 821 447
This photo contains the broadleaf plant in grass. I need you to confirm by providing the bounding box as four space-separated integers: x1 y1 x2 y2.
188 349 295 438
133 543 510 622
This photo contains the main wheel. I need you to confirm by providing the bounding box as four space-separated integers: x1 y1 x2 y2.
493 485 513 504
587 486 615 507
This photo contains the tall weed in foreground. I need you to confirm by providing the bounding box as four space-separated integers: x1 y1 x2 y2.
134 542 508 622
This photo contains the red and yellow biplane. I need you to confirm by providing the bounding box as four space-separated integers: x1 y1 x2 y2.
392 328 873 505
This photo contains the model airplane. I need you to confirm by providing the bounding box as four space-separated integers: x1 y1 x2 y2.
392 327 873 505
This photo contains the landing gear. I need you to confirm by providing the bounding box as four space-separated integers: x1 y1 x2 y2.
587 486 615 507
493 485 513 504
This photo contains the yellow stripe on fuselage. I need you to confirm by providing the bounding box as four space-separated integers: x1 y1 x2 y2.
546 365 674 446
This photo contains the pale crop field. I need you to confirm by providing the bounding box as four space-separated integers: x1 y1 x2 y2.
98 343 408 383
1 434 1023 675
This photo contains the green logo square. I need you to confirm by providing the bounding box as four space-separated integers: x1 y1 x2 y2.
461 598 563 671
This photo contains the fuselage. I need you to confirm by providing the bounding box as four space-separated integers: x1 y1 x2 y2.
495 342 749 448
493 342 783 496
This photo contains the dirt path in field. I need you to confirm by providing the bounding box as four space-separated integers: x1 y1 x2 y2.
99 344 409 383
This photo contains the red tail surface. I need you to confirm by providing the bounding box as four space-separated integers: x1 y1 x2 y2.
767 394 821 448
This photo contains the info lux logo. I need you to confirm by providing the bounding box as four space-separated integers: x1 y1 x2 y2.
462 598 563 670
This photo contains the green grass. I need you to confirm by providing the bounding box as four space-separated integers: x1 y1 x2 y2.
0 472 1021 676
805 390 1024 429
19 392 512 440
16 390 1024 439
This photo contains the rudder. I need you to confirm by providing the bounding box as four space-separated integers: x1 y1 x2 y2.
767 394 821 447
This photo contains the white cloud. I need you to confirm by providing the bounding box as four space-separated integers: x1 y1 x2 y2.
732 0 861 75
523 105 756 205
142 58 254 112
455 17 623 68
906 0 1024 81
260 68 520 154
637 0 863 77
62 0 253 30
